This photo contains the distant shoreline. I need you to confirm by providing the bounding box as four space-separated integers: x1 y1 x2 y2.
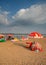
0 33 46 38
0 33 46 35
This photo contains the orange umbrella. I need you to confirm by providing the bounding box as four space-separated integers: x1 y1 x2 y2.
0 34 4 38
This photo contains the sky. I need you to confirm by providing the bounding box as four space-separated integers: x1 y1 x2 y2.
0 0 46 34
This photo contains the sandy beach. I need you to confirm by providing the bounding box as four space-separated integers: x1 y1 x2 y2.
0 38 46 65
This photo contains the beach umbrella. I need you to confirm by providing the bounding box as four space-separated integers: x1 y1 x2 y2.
6 34 14 40
7 34 13 36
28 32 43 38
0 34 4 38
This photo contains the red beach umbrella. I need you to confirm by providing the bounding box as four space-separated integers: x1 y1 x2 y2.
29 32 43 38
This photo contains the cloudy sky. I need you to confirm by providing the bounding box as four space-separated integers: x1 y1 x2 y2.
0 0 46 34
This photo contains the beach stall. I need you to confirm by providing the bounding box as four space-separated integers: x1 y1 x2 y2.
28 32 43 38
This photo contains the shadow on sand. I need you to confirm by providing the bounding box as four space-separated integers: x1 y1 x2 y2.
13 42 32 51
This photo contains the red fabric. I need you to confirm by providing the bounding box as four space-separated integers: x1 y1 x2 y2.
29 32 43 38
7 34 13 36
32 47 36 51
26 42 32 48
32 42 43 51
26 41 43 52
26 42 43 51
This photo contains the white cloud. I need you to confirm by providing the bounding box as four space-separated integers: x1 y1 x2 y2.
0 11 10 25
12 4 46 24
0 4 46 33
12 9 26 19
3 11 9 15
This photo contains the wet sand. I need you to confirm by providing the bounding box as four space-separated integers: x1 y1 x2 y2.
0 38 46 65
